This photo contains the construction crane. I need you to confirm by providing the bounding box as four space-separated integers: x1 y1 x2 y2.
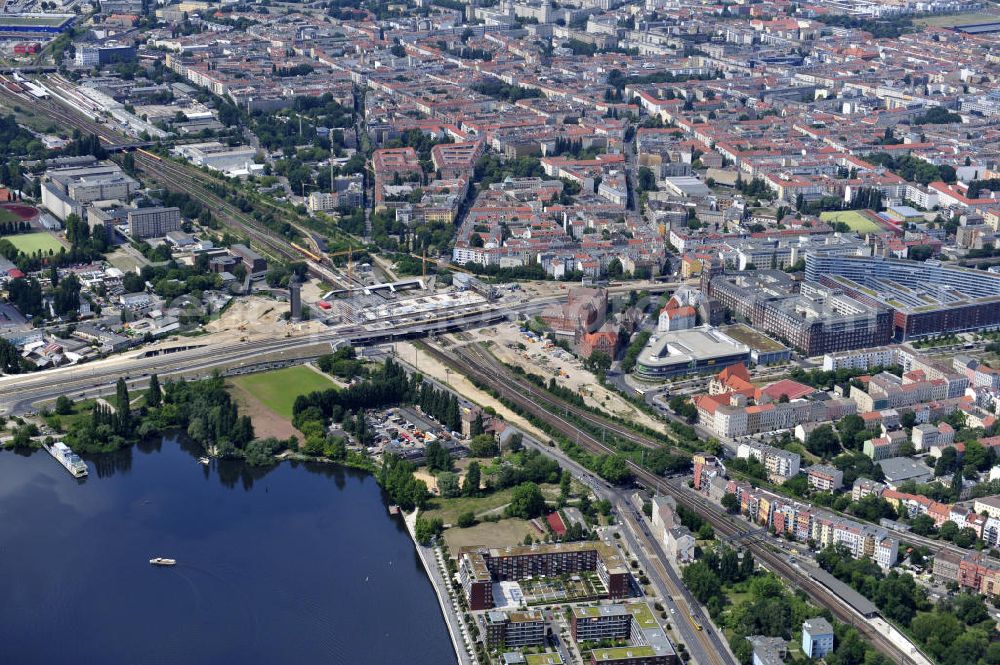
328 247 359 281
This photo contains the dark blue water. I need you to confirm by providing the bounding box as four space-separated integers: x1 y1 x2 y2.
0 437 455 665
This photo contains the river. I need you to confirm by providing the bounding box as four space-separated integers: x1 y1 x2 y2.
0 437 455 665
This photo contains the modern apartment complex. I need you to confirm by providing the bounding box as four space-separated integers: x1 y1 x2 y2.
458 542 630 611
483 610 546 648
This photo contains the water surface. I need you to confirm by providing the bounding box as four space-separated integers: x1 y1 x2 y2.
0 438 454 665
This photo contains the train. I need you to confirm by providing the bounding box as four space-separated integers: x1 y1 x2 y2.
688 610 703 631
135 148 162 161
290 241 322 262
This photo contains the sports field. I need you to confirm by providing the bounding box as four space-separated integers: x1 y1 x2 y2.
915 10 1000 27
230 365 336 419
6 232 64 255
820 210 882 234
0 207 23 225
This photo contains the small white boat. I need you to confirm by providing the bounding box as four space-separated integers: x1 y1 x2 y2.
198 457 210 465
149 557 176 567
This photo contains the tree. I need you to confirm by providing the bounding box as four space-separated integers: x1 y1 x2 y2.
115 377 132 436
505 482 546 519
457 511 476 528
600 454 632 484
682 560 721 604
836 414 866 450
939 520 959 541
425 439 451 472
468 433 498 458
583 351 613 376
560 470 572 499
722 492 740 514
507 432 523 452
806 424 841 457
437 471 461 498
936 447 958 476
910 513 935 536
146 373 162 408
463 461 481 496
415 516 444 545
55 395 74 415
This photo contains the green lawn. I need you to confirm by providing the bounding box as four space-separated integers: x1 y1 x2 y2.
7 232 64 255
820 210 882 234
442 518 539 551
230 365 336 419
423 483 560 525
915 10 1000 27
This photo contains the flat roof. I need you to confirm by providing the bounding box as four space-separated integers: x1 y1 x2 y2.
639 326 750 369
525 654 564 665
590 646 657 660
804 563 878 617
721 324 788 353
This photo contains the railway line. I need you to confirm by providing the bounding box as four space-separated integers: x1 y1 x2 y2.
0 78 353 285
422 339 921 665
446 341 684 453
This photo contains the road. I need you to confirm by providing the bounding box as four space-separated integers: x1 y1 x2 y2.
518 436 734 665
0 305 528 415
427 339 924 665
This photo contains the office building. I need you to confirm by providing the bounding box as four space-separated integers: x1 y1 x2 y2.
127 206 181 239
706 270 893 357
806 255 1000 341
75 43 136 67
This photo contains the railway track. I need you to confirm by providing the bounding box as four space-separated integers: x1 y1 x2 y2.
0 82 351 285
422 340 920 665
449 341 684 453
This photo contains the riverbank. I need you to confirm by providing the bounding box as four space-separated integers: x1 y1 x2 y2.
403 509 475 665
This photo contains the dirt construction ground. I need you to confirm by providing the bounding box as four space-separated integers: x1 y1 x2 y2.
461 323 667 434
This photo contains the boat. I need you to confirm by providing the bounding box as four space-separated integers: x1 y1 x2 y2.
149 558 176 567
44 441 88 478
198 457 210 465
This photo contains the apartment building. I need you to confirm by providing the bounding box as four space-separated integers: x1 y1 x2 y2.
911 422 955 451
458 542 629 610
459 551 494 611
802 618 834 659
127 206 181 239
736 442 800 483
806 465 844 491
483 610 546 648
571 605 633 642
725 479 898 569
